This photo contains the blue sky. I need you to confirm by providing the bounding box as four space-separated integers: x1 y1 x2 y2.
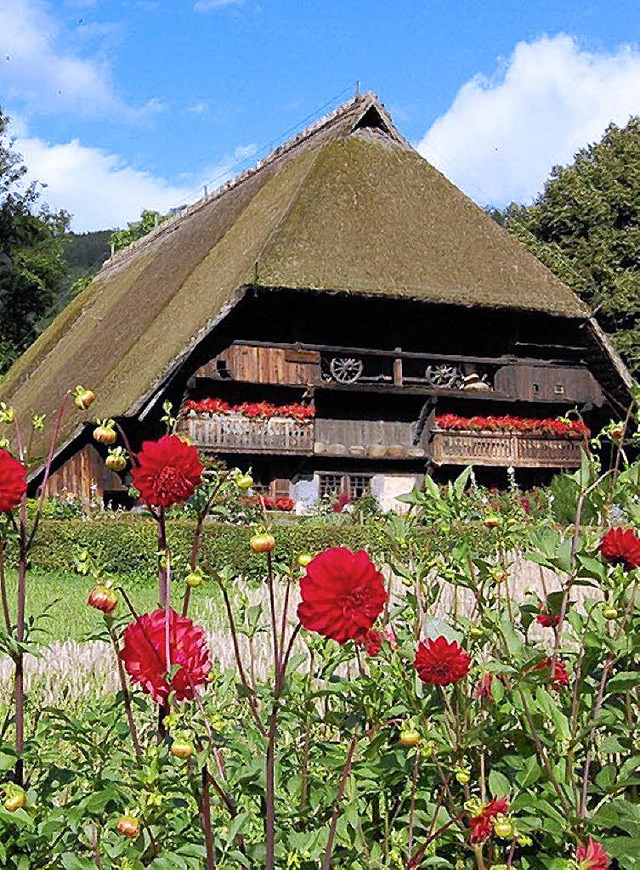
3 0 640 231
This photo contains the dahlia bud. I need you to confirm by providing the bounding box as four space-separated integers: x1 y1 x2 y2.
73 386 96 411
117 815 139 839
87 584 118 615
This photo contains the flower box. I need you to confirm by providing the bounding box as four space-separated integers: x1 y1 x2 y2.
179 412 315 455
430 428 584 468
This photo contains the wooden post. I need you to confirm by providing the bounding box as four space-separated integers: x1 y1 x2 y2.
393 348 403 387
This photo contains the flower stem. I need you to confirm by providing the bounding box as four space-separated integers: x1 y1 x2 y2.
108 624 141 758
14 506 27 786
321 734 358 870
199 764 217 870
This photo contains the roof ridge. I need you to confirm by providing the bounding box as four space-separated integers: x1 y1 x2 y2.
99 92 382 276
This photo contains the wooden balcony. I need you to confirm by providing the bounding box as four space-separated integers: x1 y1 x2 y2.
430 429 584 468
179 413 314 454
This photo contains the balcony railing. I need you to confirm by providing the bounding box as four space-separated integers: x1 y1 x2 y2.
179 413 314 455
430 429 584 468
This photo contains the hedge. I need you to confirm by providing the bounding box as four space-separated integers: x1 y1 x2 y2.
15 516 403 582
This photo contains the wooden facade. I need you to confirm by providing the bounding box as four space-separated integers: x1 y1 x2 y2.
176 289 618 500
43 444 128 509
201 340 604 404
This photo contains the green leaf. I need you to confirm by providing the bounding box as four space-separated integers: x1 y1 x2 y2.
607 671 640 693
61 856 97 870
488 769 511 797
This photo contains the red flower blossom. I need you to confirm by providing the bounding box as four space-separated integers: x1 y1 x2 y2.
414 637 472 686
121 608 210 704
469 797 509 844
332 493 351 513
474 671 494 700
521 496 532 515
131 435 204 508
536 602 561 628
297 548 388 645
358 628 383 657
435 414 589 440
185 398 315 420
599 527 640 572
576 837 609 869
535 656 570 690
0 449 26 513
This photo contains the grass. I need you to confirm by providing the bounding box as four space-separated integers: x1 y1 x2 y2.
3 570 226 642
0 570 245 712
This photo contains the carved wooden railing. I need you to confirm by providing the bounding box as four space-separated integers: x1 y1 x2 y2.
179 413 315 454
430 429 584 468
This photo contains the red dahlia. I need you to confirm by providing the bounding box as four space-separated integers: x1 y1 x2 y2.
297 548 388 645
469 797 509 844
576 837 610 869
120 608 210 704
0 449 26 513
131 435 204 508
357 628 383 657
414 636 472 686
599 527 640 572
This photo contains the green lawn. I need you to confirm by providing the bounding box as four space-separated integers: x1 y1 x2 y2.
3 571 225 642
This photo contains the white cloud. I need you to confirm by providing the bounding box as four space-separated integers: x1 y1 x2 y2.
194 0 245 11
17 136 194 231
0 0 135 118
418 35 640 206
15 132 256 232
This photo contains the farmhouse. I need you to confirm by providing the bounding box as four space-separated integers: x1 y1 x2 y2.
0 93 631 510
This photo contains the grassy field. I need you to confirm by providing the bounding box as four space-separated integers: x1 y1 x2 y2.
0 570 242 710
3 570 226 641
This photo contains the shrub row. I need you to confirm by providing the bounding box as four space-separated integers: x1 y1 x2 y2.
17 516 405 582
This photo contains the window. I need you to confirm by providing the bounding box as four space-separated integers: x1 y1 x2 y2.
253 479 291 498
318 473 372 499
348 474 372 499
319 473 344 498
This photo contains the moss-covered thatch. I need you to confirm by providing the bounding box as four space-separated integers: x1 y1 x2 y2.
0 93 606 459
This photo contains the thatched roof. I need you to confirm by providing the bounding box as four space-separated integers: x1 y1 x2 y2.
0 93 621 459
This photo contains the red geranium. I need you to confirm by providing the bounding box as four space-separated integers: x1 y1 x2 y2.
535 656 570 690
0 449 27 513
414 636 471 686
576 837 609 869
120 608 210 704
131 435 204 508
185 398 314 420
435 414 589 440
297 548 388 645
469 797 509 844
599 527 640 572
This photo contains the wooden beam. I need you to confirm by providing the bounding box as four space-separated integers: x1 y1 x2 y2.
230 339 587 369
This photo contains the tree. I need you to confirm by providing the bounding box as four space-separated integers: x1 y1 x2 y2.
110 209 170 253
0 110 69 373
503 117 640 373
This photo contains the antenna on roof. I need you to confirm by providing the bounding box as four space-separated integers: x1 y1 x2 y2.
355 80 360 98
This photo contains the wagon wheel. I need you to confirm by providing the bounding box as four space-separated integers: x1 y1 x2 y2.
329 356 364 384
424 364 461 389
